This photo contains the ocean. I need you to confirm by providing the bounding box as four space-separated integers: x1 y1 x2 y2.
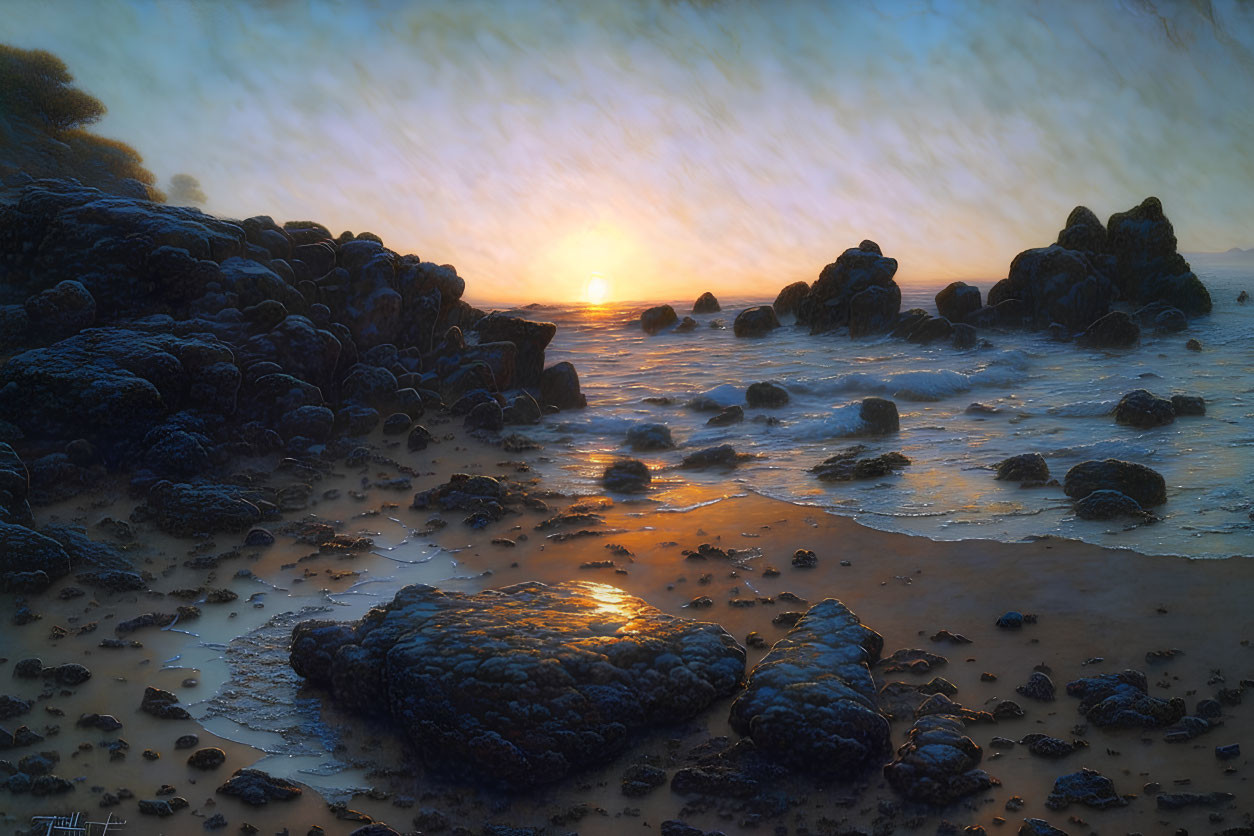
490 254 1254 559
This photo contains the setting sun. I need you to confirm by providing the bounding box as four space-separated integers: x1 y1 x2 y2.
584 273 611 305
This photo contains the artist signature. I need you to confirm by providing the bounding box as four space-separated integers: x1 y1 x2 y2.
29 812 126 835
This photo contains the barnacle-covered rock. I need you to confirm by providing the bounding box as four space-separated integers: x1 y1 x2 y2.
290 581 745 788
1065 669 1185 728
884 714 995 805
728 599 890 776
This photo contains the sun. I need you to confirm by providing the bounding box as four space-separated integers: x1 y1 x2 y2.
584 273 611 305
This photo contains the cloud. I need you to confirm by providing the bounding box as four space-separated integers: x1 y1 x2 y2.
4 0 1252 301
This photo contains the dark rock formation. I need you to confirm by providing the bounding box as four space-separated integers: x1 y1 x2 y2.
1063 459 1167 508
706 405 744 426
1114 389 1175 428
626 423 674 451
772 281 810 317
144 481 263 536
603 459 651 493
1016 672 1055 702
995 453 1049 483
1065 670 1185 728
745 381 789 408
692 292 721 314
1170 394 1205 416
540 362 586 410
216 769 303 805
999 246 1117 330
733 306 781 338
289 581 745 787
812 448 910 481
0 523 72 592
859 397 900 435
680 444 744 469
1074 489 1153 521
1077 311 1139 348
1106 197 1211 315
935 282 982 325
849 284 903 338
796 241 899 334
641 305 679 335
883 713 994 804
728 599 890 776
412 474 509 528
1045 768 1127 810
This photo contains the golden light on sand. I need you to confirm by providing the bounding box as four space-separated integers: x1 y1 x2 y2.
584 273 611 305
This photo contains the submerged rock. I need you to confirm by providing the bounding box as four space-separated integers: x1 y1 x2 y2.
289 581 745 788
728 599 890 776
1074 490 1153 521
745 381 789 408
602 459 651 493
626 422 675 451
883 713 994 805
812 448 910 482
995 453 1049 483
680 444 745 469
1065 670 1185 728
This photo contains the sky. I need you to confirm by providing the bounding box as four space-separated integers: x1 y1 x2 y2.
4 0 1253 303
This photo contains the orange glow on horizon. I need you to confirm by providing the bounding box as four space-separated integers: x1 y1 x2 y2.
584 273 611 305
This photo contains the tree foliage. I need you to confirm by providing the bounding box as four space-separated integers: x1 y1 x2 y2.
0 44 106 133
167 173 207 206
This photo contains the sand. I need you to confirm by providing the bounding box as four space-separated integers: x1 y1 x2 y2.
1 423 1251 835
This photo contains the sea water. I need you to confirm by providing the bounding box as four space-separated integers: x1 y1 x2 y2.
489 254 1254 559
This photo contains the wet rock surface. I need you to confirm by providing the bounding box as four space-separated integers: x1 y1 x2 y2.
1063 459 1167 508
290 581 745 787
728 599 889 776
216 768 303 805
883 713 994 805
1065 670 1185 727
1045 768 1127 810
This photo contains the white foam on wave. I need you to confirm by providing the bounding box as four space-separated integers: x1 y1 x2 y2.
693 382 744 406
792 402 868 440
1046 400 1118 417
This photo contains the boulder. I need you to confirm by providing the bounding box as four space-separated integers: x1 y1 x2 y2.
1001 245 1117 330
1077 311 1139 348
692 292 721 314
950 322 977 349
626 423 674 451
732 306 781 338
728 599 890 776
773 281 810 317
706 405 744 426
1045 769 1127 810
848 284 902 337
412 474 507 528
995 453 1049 483
1065 670 1185 728
935 282 982 324
746 381 789 408
0 522 73 592
473 314 557 388
216 769 303 806
680 444 743 469
464 401 504 432
675 316 697 332
859 397 900 435
1063 459 1166 508
144 481 264 536
603 460 651 493
641 305 679 335
1170 394 1205 416
1055 206 1107 254
905 315 954 345
0 443 32 525
289 581 745 787
24 279 96 341
236 315 341 391
1107 197 1211 315
883 713 994 805
1113 389 1175 428
796 241 899 333
540 362 586 410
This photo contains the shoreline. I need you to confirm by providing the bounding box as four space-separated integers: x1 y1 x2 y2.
3 426 1252 835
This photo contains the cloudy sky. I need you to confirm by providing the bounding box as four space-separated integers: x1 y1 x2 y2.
4 0 1252 302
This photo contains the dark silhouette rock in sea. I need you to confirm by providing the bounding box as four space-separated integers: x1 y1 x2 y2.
1114 389 1175 428
603 459 651 493
1076 311 1139 348
706 405 744 426
539 361 586 410
772 281 810 317
995 245 1118 331
1063 459 1166 508
732 305 781 338
848 284 903 337
692 292 721 313
1106 197 1211 315
812 448 910 481
935 281 982 325
859 397 900 435
745 381 789 408
729 599 889 776
1170 394 1205 416
793 240 900 334
641 304 679 334
626 422 675 451
995 453 1050 483
883 713 994 804
289 581 745 788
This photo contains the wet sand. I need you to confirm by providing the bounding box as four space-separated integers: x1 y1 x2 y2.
2 425 1252 835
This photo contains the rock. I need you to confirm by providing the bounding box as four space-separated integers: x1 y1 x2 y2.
1240 290 1251 304
1216 742 1240 759
621 763 667 797
463 401 504 433
1021 734 1077 757
995 453 1049 483
1106 197 1211 315
603 460 651 493
859 397 900 434
1018 820 1068 836
187 747 227 770
996 612 1024 629
407 425 435 451
1170 394 1205 416
797 241 900 333
216 768 303 805
502 392 542 425
675 316 697 332
0 695 32 720
1056 205 1107 253
773 281 810 317
289 581 745 787
935 282 983 325
412 474 508 527
1000 245 1117 330
951 322 977 349
140 686 191 720
745 381 789 408
706 405 744 426
0 442 31 525
883 714 994 805
1045 768 1127 810
692 292 721 314
626 423 674 451
680 444 742 469
1064 670 1185 727
641 305 679 335
1074 490 1153 521
539 361 586 410
728 599 889 776
24 279 96 341
174 734 200 750
0 522 72 592
812 449 910 481
733 305 781 338
472 313 556 387
848 284 903 337
145 481 263 536
1063 459 1167 508
1155 791 1235 810
1077 311 1139 348
244 528 275 547
1016 672 1055 702
1114 389 1175 428
1186 337 1202 351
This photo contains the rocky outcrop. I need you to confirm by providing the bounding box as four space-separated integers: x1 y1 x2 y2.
1074 490 1154 521
641 305 679 335
1106 197 1211 315
540 362 586 410
692 292 721 314
1113 389 1175 428
883 714 994 805
935 282 982 325
289 581 745 787
1076 311 1139 348
472 314 556 388
998 246 1117 331
848 284 903 338
812 448 910 481
745 381 789 408
0 522 73 592
795 241 900 334
995 453 1049 483
1065 670 1185 728
1063 459 1167 508
859 397 900 435
773 281 810 317
732 306 781 338
728 599 890 776
603 459 651 493
142 481 264 536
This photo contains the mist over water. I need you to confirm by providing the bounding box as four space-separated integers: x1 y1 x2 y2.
4 0 1253 301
